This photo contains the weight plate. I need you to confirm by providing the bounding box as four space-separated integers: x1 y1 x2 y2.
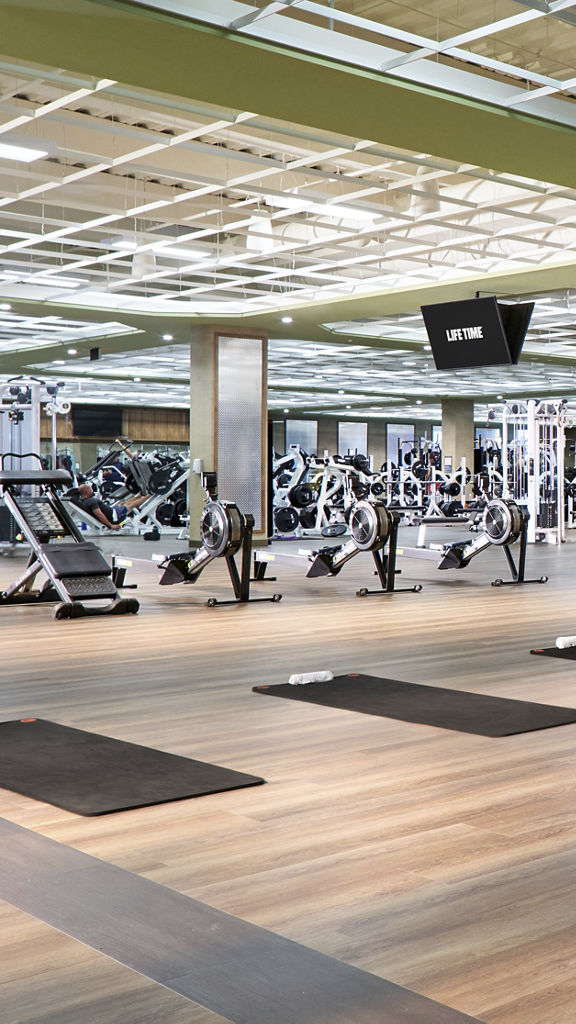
321 523 347 537
289 483 314 508
274 506 300 533
299 506 317 530
371 481 384 496
349 500 391 551
352 454 371 473
483 498 522 546
149 468 178 495
156 501 176 526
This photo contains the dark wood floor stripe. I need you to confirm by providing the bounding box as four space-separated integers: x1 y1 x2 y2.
0 818 484 1024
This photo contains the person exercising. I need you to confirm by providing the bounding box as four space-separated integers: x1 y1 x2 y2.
75 482 146 531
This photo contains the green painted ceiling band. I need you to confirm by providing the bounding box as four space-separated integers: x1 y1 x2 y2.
0 0 575 189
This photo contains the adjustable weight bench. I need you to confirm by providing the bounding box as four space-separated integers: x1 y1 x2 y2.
0 468 139 619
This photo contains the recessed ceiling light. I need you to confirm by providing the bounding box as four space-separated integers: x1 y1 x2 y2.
283 408 290 413
162 333 173 341
67 348 77 355
281 316 293 324
403 361 417 366
338 389 345 394
0 302 11 311
497 395 504 399
416 399 422 405
152 244 205 259
346 404 351 409
34 276 85 289
53 359 65 365
0 141 49 163
133 376 142 382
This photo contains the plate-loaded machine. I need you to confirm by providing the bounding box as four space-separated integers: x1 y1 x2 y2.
120 498 282 607
0 465 140 618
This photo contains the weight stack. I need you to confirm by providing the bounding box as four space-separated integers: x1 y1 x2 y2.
537 503 558 528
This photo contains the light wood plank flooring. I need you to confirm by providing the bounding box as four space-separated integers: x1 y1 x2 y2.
0 531 575 1023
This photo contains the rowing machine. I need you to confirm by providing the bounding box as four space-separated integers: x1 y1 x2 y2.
159 500 282 606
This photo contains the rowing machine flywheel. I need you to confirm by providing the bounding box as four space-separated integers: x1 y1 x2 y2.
200 501 244 557
483 498 523 546
348 500 391 551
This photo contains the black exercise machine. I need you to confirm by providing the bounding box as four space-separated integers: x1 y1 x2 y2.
156 498 282 607
305 500 422 595
0 458 139 619
253 497 547 594
396 497 548 587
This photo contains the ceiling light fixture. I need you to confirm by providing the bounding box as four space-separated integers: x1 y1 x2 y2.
283 408 290 413
162 333 173 341
152 244 205 259
0 141 49 163
67 348 77 355
0 303 11 311
280 316 293 324
33 276 85 289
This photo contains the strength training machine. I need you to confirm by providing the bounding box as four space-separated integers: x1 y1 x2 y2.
0 460 139 619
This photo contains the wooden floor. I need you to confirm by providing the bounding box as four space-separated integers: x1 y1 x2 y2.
0 532 575 1023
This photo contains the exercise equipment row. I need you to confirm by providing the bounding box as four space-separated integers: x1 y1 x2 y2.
255 497 548 595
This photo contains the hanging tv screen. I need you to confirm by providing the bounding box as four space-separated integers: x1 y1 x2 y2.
420 296 534 370
72 404 122 437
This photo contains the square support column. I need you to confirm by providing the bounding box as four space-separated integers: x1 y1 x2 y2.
189 327 268 544
441 398 475 484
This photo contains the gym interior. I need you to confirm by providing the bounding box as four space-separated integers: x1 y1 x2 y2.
0 3 575 1023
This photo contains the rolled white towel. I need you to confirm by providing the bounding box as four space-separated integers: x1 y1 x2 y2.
555 636 576 649
288 670 334 686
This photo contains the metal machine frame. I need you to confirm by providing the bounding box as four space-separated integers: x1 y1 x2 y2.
0 461 139 619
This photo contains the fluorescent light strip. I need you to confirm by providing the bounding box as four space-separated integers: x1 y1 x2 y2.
0 141 48 162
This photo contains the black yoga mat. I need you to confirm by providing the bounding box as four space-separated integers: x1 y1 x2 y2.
253 674 576 736
531 646 576 661
0 719 264 815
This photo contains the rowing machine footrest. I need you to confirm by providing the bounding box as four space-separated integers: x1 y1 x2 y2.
306 548 338 578
40 542 112 578
437 542 468 570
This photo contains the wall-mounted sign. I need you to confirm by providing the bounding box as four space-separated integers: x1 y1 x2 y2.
420 296 534 370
